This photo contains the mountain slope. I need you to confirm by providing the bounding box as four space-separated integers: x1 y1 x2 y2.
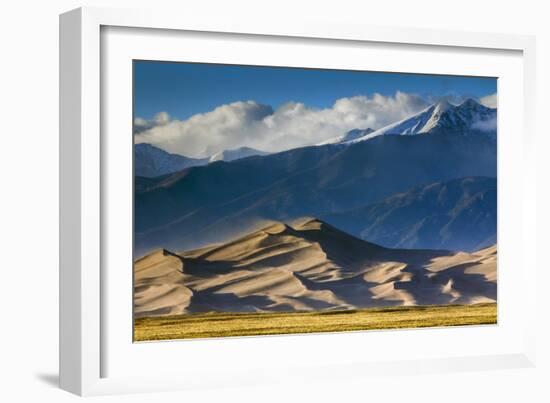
135 144 270 178
322 177 496 251
208 146 269 162
345 99 496 143
320 128 375 144
135 143 208 177
135 133 496 255
134 218 497 317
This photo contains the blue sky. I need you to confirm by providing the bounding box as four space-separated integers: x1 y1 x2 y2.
134 61 497 120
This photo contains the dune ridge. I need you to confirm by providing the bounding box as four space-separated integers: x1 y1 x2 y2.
134 218 496 318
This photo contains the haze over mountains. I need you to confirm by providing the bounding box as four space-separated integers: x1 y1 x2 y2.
134 98 497 257
135 219 496 317
322 177 496 251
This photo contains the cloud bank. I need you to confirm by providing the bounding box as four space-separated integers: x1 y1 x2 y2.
134 91 496 158
479 93 497 108
134 92 431 158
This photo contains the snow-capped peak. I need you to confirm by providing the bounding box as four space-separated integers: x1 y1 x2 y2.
422 100 452 132
342 98 496 145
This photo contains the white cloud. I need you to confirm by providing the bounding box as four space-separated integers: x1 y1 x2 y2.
479 93 497 108
134 112 172 134
134 92 429 158
472 117 497 132
133 117 151 134
152 111 171 125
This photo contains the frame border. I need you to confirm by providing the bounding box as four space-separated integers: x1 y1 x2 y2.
59 6 537 396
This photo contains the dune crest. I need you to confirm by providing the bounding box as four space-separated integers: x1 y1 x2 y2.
134 219 496 318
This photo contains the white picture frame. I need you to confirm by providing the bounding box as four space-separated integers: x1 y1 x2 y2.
59 6 537 396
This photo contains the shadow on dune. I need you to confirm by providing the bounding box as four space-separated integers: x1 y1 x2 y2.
134 218 497 317
162 249 237 277
186 289 276 313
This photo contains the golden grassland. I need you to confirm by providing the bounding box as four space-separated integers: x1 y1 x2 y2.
134 303 497 341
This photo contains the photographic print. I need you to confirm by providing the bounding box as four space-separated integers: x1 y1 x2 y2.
133 61 497 341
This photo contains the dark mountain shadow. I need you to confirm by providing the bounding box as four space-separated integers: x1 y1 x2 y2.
135 134 496 255
322 176 496 251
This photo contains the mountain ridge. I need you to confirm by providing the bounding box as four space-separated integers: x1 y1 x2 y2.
208 146 269 163
135 143 271 177
319 127 375 145
322 176 496 251
343 98 496 144
135 143 208 177
135 133 496 255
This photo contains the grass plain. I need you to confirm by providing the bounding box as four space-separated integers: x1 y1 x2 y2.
134 303 497 341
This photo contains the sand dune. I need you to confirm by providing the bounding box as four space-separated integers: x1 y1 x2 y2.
134 218 496 318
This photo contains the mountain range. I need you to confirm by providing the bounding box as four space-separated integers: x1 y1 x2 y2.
134 98 497 256
135 143 269 177
341 99 497 143
322 176 496 251
208 146 269 163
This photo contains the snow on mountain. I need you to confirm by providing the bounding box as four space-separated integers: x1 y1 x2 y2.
135 144 271 177
208 146 269 163
135 143 208 177
319 128 375 145
343 99 497 144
